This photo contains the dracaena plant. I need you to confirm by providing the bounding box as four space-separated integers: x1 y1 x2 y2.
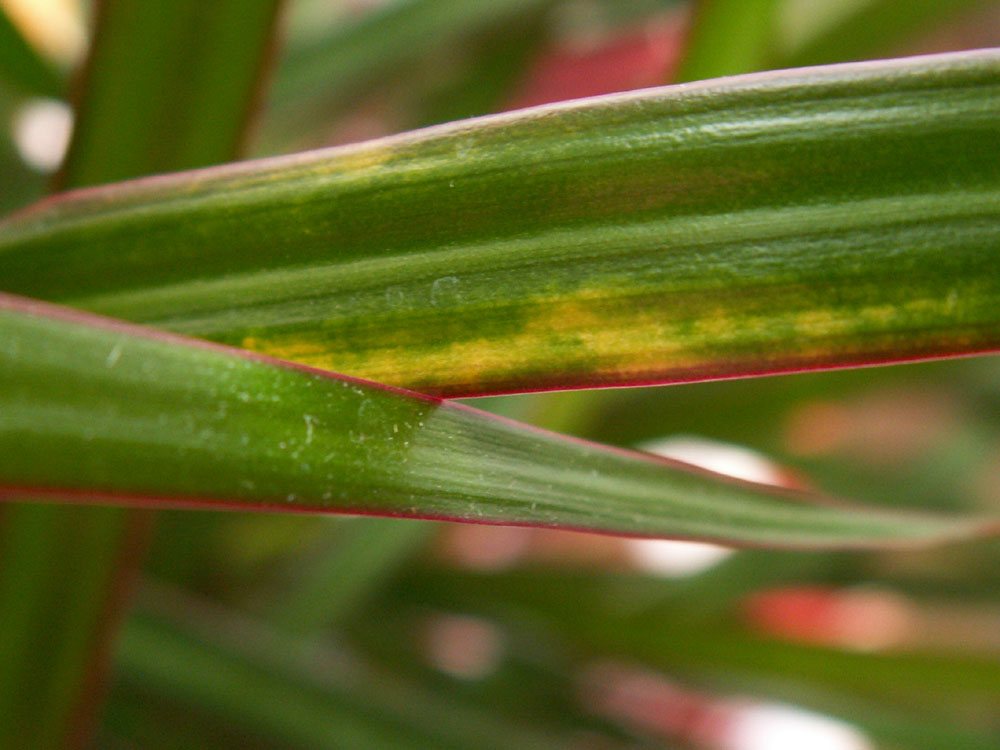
1 1 1000 748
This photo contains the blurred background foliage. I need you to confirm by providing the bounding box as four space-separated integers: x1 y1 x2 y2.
1 0 999 748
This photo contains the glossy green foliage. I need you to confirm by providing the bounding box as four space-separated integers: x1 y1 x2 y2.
4 51 1000 396
2 294 986 549
3 2 1000 747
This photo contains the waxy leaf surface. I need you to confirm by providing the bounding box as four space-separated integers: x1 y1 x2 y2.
0 294 987 549
2 50 999 396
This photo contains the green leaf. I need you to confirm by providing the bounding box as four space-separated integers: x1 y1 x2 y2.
57 0 282 188
388 567 1000 750
269 8 554 636
778 0 997 69
0 293 990 550
491 356 999 518
276 517 434 634
0 502 148 747
108 584 591 750
674 0 781 82
0 7 62 98
0 3 285 748
262 0 555 149
4 50 1000 396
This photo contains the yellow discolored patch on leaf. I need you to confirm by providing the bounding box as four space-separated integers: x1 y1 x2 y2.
793 309 849 337
239 293 702 392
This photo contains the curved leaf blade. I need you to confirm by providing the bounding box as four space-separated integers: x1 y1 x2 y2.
0 293 990 550
4 51 1000 396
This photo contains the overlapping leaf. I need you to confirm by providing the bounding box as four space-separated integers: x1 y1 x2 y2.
3 51 1000 396
1 294 987 549
0 3 283 748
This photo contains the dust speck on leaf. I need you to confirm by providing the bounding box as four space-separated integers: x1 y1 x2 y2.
105 341 124 368
431 276 460 306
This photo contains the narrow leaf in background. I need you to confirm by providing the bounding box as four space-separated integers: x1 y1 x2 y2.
389 566 1000 750
778 0 998 68
261 0 556 150
674 0 780 82
56 0 281 189
275 517 433 635
109 583 578 750
0 2 283 747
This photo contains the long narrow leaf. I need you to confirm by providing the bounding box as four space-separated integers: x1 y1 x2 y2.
0 293 991 549
0 501 148 747
0 3 285 748
276 517 434 634
57 0 282 188
270 8 553 634
3 50 1000 396
674 0 781 81
778 0 997 68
